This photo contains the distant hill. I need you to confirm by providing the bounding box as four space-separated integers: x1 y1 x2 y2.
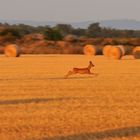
0 19 57 27
0 19 140 30
100 19 140 30
71 19 140 30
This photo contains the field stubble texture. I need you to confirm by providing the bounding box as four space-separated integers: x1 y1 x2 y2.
0 54 140 140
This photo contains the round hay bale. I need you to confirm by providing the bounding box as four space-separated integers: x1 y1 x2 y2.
102 45 113 57
83 44 101 55
83 44 96 55
132 46 140 59
109 45 132 59
117 45 133 55
109 46 123 59
117 45 126 55
4 44 20 57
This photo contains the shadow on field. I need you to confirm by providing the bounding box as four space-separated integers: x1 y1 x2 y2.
0 75 98 81
41 126 140 140
0 97 82 105
48 76 95 80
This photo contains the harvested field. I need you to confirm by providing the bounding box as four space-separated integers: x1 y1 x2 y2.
0 54 140 140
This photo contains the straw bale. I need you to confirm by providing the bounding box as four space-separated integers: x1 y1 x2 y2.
83 44 97 55
4 44 20 57
133 46 140 59
109 46 123 59
103 45 113 57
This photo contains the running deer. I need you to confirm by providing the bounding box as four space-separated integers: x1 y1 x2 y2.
65 61 95 78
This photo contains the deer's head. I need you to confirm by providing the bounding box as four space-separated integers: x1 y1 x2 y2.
89 61 95 67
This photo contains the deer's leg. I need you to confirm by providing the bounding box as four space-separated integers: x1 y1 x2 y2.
89 71 94 75
65 70 74 78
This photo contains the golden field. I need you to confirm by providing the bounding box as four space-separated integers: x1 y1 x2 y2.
0 54 140 140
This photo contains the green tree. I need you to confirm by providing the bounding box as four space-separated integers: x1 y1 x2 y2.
72 28 86 36
55 24 73 36
86 22 102 37
43 27 63 41
0 27 21 38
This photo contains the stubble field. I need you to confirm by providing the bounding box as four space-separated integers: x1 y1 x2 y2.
0 54 140 140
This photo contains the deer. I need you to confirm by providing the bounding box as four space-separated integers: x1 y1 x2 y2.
65 61 95 78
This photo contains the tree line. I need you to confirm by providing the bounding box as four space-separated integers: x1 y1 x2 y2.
0 22 140 41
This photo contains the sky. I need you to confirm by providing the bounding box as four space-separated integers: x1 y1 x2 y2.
0 0 139 22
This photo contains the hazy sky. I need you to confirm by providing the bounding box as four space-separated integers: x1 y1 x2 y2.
0 0 139 22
